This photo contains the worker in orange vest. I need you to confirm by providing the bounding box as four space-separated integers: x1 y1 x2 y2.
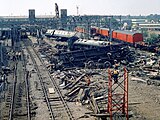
112 67 119 84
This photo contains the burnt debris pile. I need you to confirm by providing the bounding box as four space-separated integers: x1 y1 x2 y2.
53 68 109 115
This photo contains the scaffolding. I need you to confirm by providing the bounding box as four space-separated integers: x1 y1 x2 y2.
107 67 129 120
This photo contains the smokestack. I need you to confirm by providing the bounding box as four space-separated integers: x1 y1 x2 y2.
55 3 59 18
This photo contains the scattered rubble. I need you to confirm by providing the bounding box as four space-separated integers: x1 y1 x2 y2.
32 37 160 119
53 68 109 117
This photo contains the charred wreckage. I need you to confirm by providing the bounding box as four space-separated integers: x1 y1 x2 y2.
49 36 135 70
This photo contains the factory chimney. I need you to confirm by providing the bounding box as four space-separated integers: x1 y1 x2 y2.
55 3 59 18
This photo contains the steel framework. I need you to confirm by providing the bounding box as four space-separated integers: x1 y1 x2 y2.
107 67 129 120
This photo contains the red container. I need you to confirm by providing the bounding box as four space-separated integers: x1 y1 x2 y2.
99 28 109 36
113 30 143 43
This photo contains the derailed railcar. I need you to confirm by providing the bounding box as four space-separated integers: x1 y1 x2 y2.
45 29 78 41
72 39 110 50
51 40 135 69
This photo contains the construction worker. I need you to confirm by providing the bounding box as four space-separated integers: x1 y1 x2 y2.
84 75 91 86
112 67 119 84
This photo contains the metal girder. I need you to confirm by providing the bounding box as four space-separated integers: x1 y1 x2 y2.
107 67 129 120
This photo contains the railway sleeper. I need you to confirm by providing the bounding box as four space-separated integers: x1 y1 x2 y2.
6 94 12 98
50 103 64 106
7 93 12 96
16 98 22 102
6 98 12 102
5 104 10 108
2 114 9 118
5 103 11 108
18 95 23 98
16 93 22 97
9 86 13 90
51 106 66 109
15 103 22 107
2 118 8 120
55 116 68 119
13 112 27 117
49 98 61 101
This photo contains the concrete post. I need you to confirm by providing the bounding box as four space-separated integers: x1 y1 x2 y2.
109 17 112 42
0 42 2 73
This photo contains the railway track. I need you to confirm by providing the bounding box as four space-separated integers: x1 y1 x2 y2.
25 41 75 120
2 51 31 120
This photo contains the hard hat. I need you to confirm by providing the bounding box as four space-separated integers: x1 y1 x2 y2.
114 60 117 62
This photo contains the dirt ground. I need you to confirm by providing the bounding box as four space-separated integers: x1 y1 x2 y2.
129 75 160 120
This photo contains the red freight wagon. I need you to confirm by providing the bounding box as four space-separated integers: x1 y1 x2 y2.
99 28 109 36
113 30 143 43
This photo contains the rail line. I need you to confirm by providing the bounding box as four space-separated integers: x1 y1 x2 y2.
32 42 75 120
9 62 17 120
23 50 31 120
6 50 31 120
25 40 75 120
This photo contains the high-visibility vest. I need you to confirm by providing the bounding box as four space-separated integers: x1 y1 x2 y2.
113 70 119 75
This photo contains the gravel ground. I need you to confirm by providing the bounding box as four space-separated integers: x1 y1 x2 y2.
129 75 160 120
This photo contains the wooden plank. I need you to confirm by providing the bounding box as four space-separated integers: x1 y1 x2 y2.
48 88 55 94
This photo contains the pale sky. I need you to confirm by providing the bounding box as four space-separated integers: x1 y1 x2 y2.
0 0 160 16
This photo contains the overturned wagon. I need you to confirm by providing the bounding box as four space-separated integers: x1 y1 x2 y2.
51 43 135 69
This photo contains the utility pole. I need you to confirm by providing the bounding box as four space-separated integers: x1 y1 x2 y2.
119 15 122 30
0 42 2 73
108 16 113 42
87 17 90 39
76 6 79 16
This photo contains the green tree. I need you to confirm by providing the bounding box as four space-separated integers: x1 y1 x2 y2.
146 33 158 44
142 30 148 38
150 33 158 40
104 18 120 29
